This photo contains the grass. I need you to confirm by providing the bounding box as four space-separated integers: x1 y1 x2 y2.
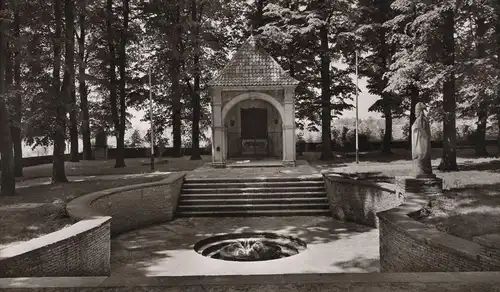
309 147 500 241
10 156 208 181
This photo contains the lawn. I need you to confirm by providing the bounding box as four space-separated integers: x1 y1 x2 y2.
309 147 500 241
9 156 208 181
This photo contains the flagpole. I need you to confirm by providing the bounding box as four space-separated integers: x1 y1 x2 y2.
149 66 155 171
355 50 359 164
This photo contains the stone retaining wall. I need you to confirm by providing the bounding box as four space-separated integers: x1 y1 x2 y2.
0 217 111 278
323 173 402 228
67 172 185 236
377 192 500 272
1 272 500 292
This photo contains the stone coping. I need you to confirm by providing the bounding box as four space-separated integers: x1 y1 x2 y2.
66 172 186 221
322 173 397 194
377 194 483 261
2 272 500 288
0 216 110 259
473 233 500 249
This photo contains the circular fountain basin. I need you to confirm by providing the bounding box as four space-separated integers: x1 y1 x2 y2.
194 232 307 262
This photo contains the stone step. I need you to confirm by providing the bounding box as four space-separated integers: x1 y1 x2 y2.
182 186 325 194
180 192 328 200
177 203 330 212
179 197 329 205
182 180 325 189
183 176 324 184
226 162 284 168
175 209 332 217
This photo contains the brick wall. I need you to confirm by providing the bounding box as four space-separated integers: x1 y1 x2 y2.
0 217 111 278
67 172 185 236
377 192 500 272
323 173 403 228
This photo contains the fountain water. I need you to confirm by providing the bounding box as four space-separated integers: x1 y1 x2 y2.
194 232 306 262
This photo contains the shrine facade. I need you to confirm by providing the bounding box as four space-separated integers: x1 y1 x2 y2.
208 36 299 168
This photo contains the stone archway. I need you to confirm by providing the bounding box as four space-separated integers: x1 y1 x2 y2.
222 92 285 123
223 93 284 159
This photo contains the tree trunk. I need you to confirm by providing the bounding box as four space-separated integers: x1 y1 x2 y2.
474 16 489 157
106 0 120 166
438 7 458 171
64 0 79 163
381 100 393 155
190 0 201 160
78 2 92 160
12 3 22 177
319 24 333 160
379 0 393 155
0 0 15 196
115 0 129 168
408 86 418 147
171 5 182 158
253 0 265 32
496 3 500 156
52 0 69 183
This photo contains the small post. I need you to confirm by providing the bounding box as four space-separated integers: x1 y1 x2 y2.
149 66 155 171
355 50 359 164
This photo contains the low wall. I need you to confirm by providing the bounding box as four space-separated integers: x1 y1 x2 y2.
66 172 185 236
0 217 111 278
1 272 500 291
377 192 500 272
323 173 402 228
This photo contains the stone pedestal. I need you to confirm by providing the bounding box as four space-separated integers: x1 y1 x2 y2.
395 176 443 199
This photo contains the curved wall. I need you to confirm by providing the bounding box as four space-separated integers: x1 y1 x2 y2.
0 172 186 278
0 217 111 278
67 172 185 236
323 173 402 228
378 191 500 272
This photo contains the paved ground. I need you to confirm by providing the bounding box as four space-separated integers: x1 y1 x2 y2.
187 160 322 180
110 216 380 277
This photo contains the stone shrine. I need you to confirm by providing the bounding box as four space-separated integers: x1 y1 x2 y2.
208 36 299 168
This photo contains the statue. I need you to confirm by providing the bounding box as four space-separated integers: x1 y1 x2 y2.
411 102 434 178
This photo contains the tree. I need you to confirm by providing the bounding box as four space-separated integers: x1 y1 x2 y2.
437 4 458 171
115 0 129 167
52 0 69 183
65 0 79 162
170 2 182 158
0 0 15 195
11 0 22 176
259 0 355 160
188 0 201 160
127 129 143 147
106 0 123 167
77 0 92 160
356 0 396 155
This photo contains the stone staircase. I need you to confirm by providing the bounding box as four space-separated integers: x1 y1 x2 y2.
176 176 330 217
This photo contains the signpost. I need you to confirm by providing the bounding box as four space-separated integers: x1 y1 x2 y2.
355 50 359 164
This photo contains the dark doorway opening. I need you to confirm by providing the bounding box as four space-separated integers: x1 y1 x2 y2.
240 108 268 157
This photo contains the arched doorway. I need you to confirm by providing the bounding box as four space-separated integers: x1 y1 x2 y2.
222 93 284 158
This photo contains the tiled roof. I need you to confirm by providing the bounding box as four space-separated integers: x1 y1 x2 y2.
208 36 299 87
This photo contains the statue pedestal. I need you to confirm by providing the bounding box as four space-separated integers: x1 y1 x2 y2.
395 175 443 200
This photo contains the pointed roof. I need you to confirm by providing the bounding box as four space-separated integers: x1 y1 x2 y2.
208 36 299 87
